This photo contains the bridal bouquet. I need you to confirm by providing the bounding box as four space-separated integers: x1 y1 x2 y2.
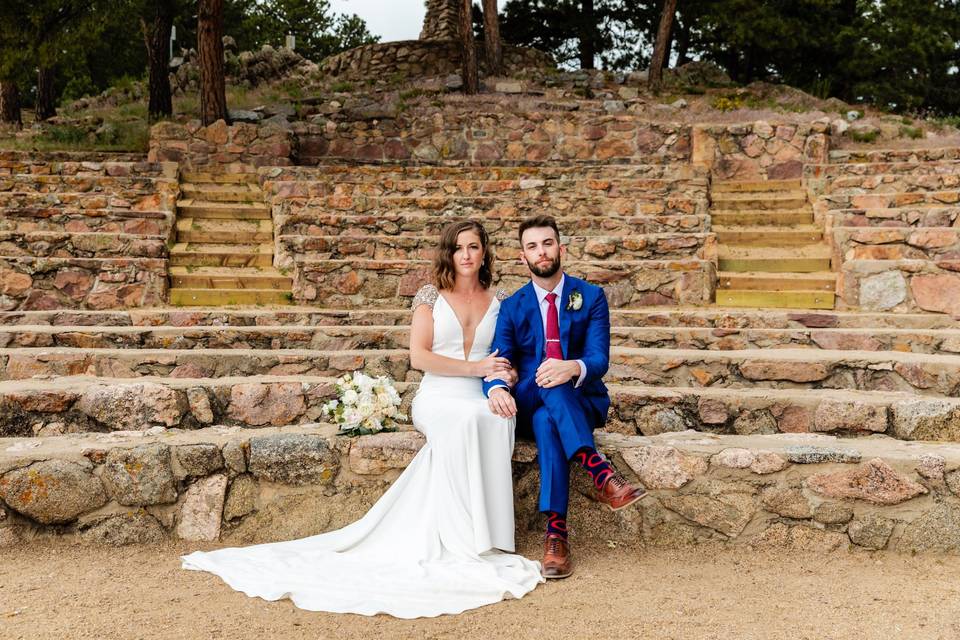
321 372 407 436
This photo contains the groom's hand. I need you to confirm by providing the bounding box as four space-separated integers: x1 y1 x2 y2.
488 387 517 418
535 359 581 388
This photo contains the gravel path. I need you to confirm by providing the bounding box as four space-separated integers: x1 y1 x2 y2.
3 539 960 640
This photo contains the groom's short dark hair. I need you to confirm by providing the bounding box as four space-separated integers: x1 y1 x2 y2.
518 215 561 244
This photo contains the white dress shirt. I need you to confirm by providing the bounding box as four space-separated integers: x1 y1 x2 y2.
531 274 587 388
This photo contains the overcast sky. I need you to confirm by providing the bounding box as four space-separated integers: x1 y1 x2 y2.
328 0 508 43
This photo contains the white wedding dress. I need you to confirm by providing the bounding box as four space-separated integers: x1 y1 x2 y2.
181 285 544 618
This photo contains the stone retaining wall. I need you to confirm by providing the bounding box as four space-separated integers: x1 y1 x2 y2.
296 114 692 165
3 426 960 554
149 120 294 170
692 122 830 180
318 40 552 80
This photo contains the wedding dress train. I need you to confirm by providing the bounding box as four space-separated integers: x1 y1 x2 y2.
181 286 544 618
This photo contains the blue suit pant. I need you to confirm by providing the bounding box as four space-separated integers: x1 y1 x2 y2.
530 383 597 514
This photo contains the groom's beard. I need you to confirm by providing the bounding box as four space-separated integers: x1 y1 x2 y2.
527 255 561 278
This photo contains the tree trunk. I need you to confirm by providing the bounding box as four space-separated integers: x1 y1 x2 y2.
142 2 175 122
35 67 57 121
648 0 678 91
198 0 228 125
0 81 22 128
482 0 502 76
459 0 478 94
579 0 595 70
675 14 691 67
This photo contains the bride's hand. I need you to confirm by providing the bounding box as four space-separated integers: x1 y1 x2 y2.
471 349 512 379
485 366 518 387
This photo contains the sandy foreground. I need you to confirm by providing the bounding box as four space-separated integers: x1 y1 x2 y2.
3 538 960 640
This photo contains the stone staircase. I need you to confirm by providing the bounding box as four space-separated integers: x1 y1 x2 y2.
712 179 836 309
169 172 292 306
3 151 960 553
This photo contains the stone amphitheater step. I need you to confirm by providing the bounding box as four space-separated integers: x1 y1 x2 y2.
823 174 960 195
3 307 953 329
828 147 960 163
279 194 706 217
273 163 707 181
0 207 174 235
268 177 706 199
0 174 177 196
176 218 273 244
170 242 273 267
710 192 807 211
7 422 960 551
713 226 823 246
808 159 960 179
605 346 960 395
710 179 802 193
279 233 714 261
1 373 958 443
833 227 960 262
0 231 168 258
826 206 960 228
2 323 959 354
710 209 814 226
4 346 959 396
176 200 270 220
718 245 832 272
278 213 711 237
825 191 960 209
169 266 292 290
0 191 173 210
180 183 262 203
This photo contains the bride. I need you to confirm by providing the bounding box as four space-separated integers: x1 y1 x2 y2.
182 219 545 618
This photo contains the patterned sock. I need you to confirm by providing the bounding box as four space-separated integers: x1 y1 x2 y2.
545 511 568 541
573 447 615 490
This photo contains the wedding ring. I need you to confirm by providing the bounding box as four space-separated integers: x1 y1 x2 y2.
545 377 551 383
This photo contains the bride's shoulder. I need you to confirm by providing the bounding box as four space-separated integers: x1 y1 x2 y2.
411 284 440 311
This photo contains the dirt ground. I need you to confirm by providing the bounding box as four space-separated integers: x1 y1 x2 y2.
4 538 960 640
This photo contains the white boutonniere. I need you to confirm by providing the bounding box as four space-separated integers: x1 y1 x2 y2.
566 290 583 311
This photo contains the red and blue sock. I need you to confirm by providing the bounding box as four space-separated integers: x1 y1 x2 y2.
545 511 568 540
573 447 614 490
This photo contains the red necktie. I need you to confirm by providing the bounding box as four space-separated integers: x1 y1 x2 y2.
545 292 563 359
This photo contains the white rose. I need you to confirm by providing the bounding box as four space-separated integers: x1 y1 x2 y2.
377 392 392 406
357 400 374 417
383 404 397 417
342 389 358 405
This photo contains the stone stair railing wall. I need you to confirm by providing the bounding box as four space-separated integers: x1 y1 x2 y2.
0 152 178 311
808 148 960 316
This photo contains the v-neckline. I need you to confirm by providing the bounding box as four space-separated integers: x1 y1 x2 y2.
437 292 498 361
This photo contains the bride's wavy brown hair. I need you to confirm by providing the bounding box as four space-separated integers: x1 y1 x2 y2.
433 219 495 290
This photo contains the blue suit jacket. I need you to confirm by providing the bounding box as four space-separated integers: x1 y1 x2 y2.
482 274 611 434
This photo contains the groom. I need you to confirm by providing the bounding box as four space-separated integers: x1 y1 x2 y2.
484 215 646 579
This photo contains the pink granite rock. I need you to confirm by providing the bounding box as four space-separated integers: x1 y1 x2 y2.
227 383 306 426
739 360 829 382
910 274 960 315
621 445 707 489
807 458 928 505
176 474 228 541
349 431 425 475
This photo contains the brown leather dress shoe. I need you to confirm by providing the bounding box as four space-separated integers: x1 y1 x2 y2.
596 472 647 511
541 533 573 579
